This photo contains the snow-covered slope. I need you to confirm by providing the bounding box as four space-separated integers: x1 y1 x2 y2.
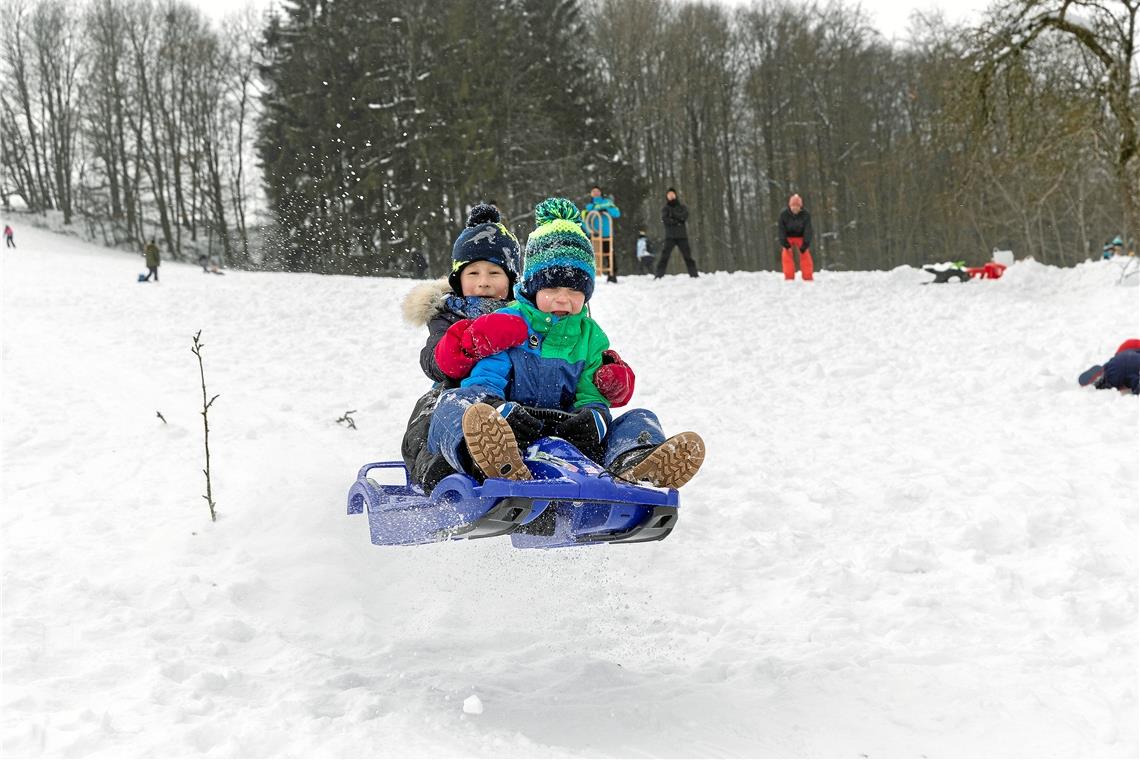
2 225 1137 757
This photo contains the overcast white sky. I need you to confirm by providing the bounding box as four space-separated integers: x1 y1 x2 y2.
191 0 994 41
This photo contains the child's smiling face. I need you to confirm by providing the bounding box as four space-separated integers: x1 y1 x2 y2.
535 287 585 317
460 261 510 299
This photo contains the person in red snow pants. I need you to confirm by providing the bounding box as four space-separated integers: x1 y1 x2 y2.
778 193 814 281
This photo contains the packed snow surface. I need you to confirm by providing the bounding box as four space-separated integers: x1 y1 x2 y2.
2 225 1138 757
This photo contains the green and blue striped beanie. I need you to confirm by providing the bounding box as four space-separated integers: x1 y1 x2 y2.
521 197 595 301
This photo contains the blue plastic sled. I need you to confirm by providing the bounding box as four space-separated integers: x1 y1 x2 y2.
347 437 679 549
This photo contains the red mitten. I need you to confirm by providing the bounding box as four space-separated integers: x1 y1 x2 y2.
594 349 635 407
461 313 529 359
434 319 477 379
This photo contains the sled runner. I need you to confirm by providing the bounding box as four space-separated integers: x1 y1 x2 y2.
347 435 679 549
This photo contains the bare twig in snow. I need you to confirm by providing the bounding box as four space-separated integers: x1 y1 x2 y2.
191 330 218 522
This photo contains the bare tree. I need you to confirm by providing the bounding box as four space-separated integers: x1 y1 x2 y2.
30 0 83 224
977 0 1139 247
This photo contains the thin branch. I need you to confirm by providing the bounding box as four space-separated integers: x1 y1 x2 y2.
190 329 217 522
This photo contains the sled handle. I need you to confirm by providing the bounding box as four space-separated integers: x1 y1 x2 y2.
355 461 411 487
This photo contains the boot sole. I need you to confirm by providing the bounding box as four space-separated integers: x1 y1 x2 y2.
1078 365 1105 387
462 403 532 481
617 431 705 489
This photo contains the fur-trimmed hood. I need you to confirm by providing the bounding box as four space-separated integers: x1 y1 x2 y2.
401 279 452 326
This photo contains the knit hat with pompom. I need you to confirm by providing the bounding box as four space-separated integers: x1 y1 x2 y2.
521 197 596 301
448 203 520 295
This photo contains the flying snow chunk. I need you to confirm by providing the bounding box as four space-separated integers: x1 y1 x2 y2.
462 694 483 715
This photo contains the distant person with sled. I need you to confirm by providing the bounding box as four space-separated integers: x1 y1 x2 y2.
3 224 14 248
425 198 704 490
400 202 638 491
635 229 655 275
1079 339 1140 395
142 238 160 282
779 193 813 281
656 187 699 278
582 185 621 283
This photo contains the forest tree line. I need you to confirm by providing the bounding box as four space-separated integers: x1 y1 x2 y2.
1 0 1135 274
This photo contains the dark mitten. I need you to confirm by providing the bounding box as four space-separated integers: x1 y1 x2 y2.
462 313 529 359
496 402 545 450
554 407 609 462
434 318 477 378
594 349 635 407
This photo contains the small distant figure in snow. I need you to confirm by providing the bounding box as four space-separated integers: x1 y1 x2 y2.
1102 236 1125 259
142 238 160 282
1079 339 1140 395
778 193 813 281
582 185 621 283
197 253 224 275
657 187 698 278
635 228 655 275
4 224 14 248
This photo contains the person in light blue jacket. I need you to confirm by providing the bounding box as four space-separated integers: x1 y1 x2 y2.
583 185 621 283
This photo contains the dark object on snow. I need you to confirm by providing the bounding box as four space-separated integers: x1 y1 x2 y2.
348 433 680 549
923 263 969 283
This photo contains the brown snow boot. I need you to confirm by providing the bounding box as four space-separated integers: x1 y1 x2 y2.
461 403 532 481
612 431 705 489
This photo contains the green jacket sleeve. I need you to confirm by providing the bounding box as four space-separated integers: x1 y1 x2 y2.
572 319 611 411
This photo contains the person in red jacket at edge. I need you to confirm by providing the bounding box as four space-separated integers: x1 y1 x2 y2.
778 193 814 281
399 203 636 492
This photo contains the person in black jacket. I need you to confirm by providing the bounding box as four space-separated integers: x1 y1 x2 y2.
778 193 814 281
655 187 699 278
